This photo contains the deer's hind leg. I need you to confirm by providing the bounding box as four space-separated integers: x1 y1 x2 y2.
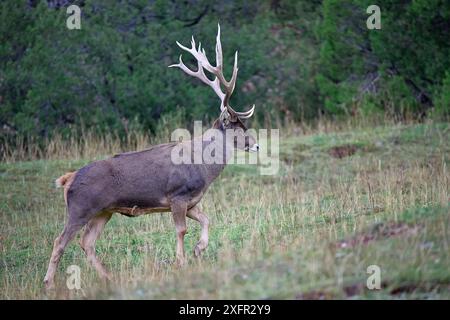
80 211 113 280
187 205 209 257
44 190 108 289
44 217 86 289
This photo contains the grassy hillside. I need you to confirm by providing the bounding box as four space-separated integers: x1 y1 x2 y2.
1 122 449 299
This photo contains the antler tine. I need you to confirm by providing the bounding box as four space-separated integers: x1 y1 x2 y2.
169 53 225 101
232 104 255 119
170 24 255 118
215 24 223 71
214 25 238 109
223 51 238 107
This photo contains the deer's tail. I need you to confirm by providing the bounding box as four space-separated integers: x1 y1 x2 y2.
55 172 76 188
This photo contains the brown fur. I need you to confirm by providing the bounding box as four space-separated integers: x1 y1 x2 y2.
55 172 76 206
55 172 75 188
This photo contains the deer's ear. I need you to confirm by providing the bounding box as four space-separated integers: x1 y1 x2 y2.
212 118 222 129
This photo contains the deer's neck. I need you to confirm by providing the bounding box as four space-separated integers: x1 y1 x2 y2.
192 125 233 182
200 127 234 160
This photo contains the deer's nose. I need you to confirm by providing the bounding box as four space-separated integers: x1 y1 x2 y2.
249 144 259 152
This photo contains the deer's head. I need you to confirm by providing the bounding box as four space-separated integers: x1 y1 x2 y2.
169 24 259 153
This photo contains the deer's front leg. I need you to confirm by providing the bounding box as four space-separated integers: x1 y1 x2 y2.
171 201 187 266
187 205 209 257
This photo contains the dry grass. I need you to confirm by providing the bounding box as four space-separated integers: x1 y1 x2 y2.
1 114 396 163
0 114 183 163
0 120 449 299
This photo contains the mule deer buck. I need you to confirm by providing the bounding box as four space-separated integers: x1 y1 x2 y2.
44 24 259 289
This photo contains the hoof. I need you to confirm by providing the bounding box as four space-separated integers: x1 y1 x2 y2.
194 245 202 257
176 258 186 268
194 241 207 257
44 279 55 290
101 272 112 282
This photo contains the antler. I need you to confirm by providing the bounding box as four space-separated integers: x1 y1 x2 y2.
169 24 255 119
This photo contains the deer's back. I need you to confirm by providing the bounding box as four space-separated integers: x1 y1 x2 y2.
66 142 214 214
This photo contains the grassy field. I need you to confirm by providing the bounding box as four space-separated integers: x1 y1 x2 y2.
1 121 449 299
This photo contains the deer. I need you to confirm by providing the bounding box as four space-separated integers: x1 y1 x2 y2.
43 24 259 289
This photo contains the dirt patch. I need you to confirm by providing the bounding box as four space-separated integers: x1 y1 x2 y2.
295 285 367 299
389 282 450 295
336 222 422 249
296 290 334 300
328 144 358 158
296 281 450 299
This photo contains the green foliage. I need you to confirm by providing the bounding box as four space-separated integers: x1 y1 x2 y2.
0 0 277 141
434 71 450 118
317 0 450 118
268 0 323 120
1 0 449 147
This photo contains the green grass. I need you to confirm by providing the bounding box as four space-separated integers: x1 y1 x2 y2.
0 122 449 299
